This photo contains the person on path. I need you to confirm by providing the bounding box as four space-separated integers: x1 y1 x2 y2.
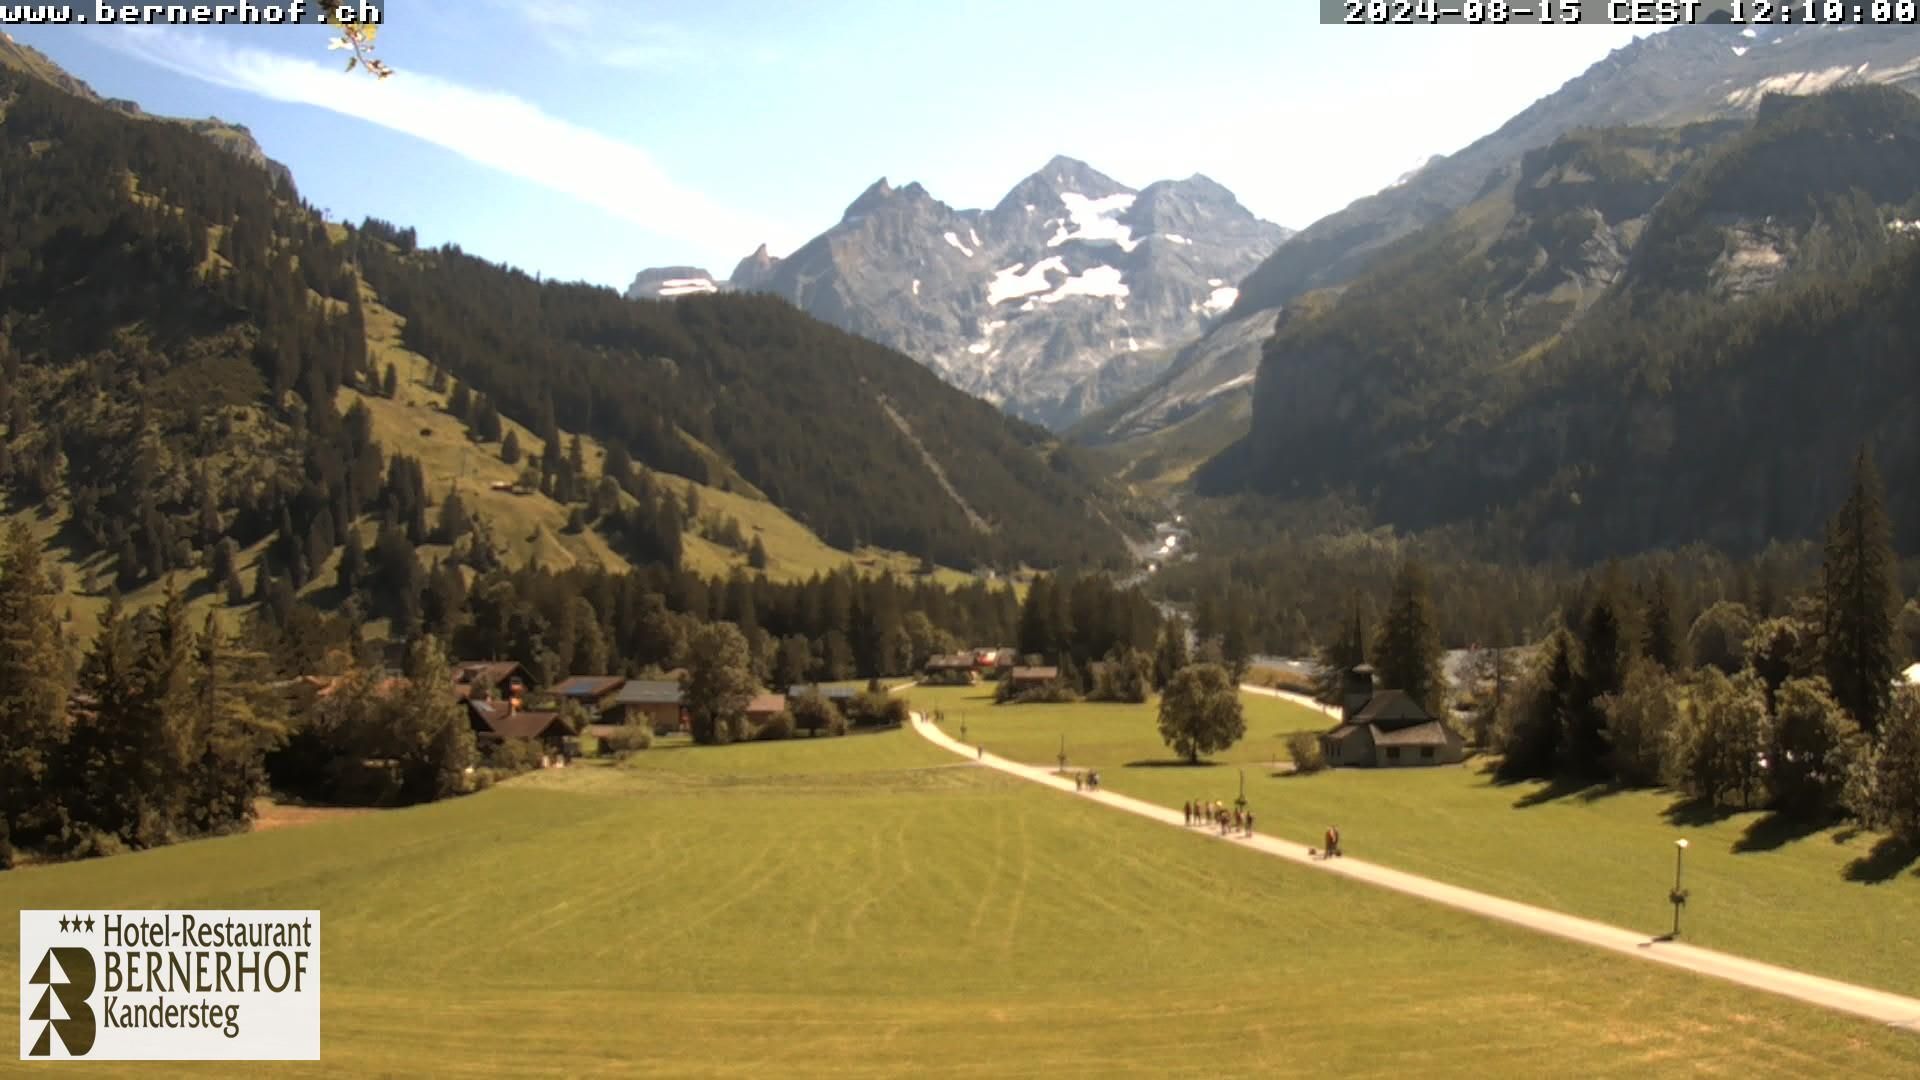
977 746 983 760
1245 811 1254 837
1183 801 1191 825
1075 772 1083 792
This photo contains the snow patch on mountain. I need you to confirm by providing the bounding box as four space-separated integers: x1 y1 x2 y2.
1040 264 1129 305
943 230 975 257
988 258 1067 305
658 277 718 296
1047 192 1140 252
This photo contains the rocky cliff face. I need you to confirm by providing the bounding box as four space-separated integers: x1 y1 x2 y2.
625 156 1290 429
1079 24 1920 468
1 34 293 190
1213 85 1920 562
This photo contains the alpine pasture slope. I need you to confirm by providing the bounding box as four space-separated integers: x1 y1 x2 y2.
4 728 1918 1077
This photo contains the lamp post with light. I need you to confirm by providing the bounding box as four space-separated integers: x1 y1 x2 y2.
1058 734 1068 775
1668 838 1690 938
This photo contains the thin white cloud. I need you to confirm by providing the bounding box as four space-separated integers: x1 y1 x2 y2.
479 0 704 71
98 27 791 268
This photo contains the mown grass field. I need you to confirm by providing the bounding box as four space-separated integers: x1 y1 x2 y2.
913 685 1920 998
6 729 1918 1077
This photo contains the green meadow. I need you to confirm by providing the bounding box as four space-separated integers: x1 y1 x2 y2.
913 685 1920 999
4 726 1918 1076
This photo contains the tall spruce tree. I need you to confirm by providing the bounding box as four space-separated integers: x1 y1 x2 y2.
0 522 72 845
1821 448 1899 734
1372 560 1445 717
1569 575 1630 778
1643 571 1682 671
1152 615 1190 691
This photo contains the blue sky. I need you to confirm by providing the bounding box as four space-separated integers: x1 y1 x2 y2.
12 3 1649 288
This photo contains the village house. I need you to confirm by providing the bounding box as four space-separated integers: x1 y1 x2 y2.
548 675 627 716
449 660 531 702
466 697 578 754
1318 665 1464 768
605 679 688 733
745 693 788 725
1007 666 1059 693
923 653 978 685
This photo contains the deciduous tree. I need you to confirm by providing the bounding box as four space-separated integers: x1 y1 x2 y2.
1157 663 1244 764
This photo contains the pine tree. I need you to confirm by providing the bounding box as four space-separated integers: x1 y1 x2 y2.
1152 615 1191 691
66 594 140 842
1569 577 1629 778
1372 560 1445 717
501 430 522 466
1822 448 1899 734
748 536 769 571
0 522 72 844
186 615 277 835
1643 570 1682 671
381 363 399 398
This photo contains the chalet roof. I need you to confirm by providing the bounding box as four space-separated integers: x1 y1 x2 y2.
1011 666 1059 681
1370 720 1456 748
787 685 859 701
489 710 574 741
1353 689 1432 729
1322 724 1367 742
551 675 625 699
746 693 788 715
614 680 683 706
449 661 528 688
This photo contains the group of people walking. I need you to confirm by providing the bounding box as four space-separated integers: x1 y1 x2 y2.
1073 771 1101 792
1183 800 1254 837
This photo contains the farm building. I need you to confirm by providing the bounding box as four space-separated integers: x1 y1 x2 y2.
466 698 577 753
1007 666 1059 692
449 661 531 702
605 680 688 733
549 675 627 715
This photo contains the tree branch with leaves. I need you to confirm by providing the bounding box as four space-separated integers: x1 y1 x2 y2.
321 2 393 79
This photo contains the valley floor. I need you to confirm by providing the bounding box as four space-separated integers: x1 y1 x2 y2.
4 723 1919 1075
914 685 1920 1001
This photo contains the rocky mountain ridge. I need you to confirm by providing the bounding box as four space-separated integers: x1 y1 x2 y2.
626 156 1291 429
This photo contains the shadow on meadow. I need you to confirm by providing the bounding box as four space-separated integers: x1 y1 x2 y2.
1123 759 1224 769
1842 836 1919 883
1731 811 1831 854
1661 796 1744 829
1477 766 1628 810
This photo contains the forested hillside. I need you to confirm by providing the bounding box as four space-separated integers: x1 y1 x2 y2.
353 233 1130 571
1208 87 1920 565
0 56 1128 652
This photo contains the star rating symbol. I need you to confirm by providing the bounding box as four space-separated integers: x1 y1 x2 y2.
56 914 92 933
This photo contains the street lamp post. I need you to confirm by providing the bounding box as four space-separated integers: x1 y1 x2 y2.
1669 838 1690 938
959 716 967 742
1058 734 1067 775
